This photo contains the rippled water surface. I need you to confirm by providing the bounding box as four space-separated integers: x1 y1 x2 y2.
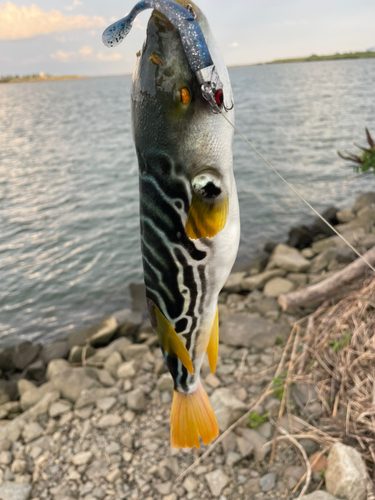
1 60 375 346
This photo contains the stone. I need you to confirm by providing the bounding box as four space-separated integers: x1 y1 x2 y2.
284 466 305 489
49 400 72 418
154 482 172 495
220 314 287 351
0 347 16 372
244 477 260 495
106 467 121 483
337 208 355 223
309 451 327 472
121 344 150 361
50 367 102 403
13 342 41 371
205 469 228 497
241 269 286 292
74 387 119 409
223 272 247 293
45 359 70 380
237 428 270 462
126 389 146 411
183 475 198 492
292 383 319 406
22 391 60 422
287 225 314 250
96 414 121 428
106 441 120 454
259 472 276 492
0 451 13 464
0 380 17 404
19 381 56 411
301 248 315 259
68 345 96 364
104 352 123 377
11 459 27 474
129 283 147 312
287 272 308 287
311 206 338 236
96 396 116 412
117 361 137 379
0 482 32 500
205 373 221 388
72 451 93 466
40 340 70 364
210 389 247 431
0 439 12 451
90 338 130 363
268 244 310 273
68 316 118 348
300 494 338 500
23 359 45 382
353 192 375 213
95 369 115 387
22 422 44 443
263 277 295 297
120 433 133 449
156 374 174 394
225 451 241 467
325 442 368 500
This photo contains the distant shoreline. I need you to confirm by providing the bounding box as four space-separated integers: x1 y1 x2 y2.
0 75 86 84
262 51 375 65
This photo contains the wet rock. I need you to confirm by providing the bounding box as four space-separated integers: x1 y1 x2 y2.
126 389 146 411
13 342 41 371
0 482 32 500
325 442 368 500
205 469 228 497
337 208 355 223
50 367 102 403
41 340 70 364
220 314 287 351
263 277 295 297
23 359 45 382
287 225 314 249
352 192 375 213
311 206 338 237
0 347 16 372
268 244 310 273
68 316 118 349
0 380 17 404
241 269 286 292
259 472 276 492
210 388 247 431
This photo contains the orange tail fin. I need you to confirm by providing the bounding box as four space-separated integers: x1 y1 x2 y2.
170 384 219 449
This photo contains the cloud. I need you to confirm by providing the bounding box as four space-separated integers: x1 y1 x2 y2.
51 46 122 62
0 2 106 40
230 42 239 48
65 0 82 12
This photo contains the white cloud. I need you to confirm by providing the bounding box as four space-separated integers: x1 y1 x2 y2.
65 0 82 12
0 2 106 40
51 46 122 62
97 51 122 61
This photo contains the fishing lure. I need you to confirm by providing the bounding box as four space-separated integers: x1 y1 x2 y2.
103 0 240 448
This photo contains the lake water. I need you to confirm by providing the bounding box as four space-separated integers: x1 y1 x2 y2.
1 59 375 347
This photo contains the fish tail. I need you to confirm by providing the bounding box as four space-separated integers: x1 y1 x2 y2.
170 383 219 449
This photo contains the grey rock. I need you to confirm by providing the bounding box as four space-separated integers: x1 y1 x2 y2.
337 208 355 223
95 369 115 387
259 472 276 492
90 338 130 363
49 400 72 418
183 475 198 492
11 459 27 474
0 380 17 404
352 192 375 213
72 451 93 466
220 314 287 351
210 388 247 431
223 272 247 293
287 225 314 250
292 383 319 406
126 389 146 411
0 482 32 500
117 361 137 379
96 414 122 428
263 277 295 297
106 467 121 483
104 352 123 377
0 439 12 452
121 344 150 361
45 359 70 380
237 428 270 462
50 367 102 403
225 451 241 467
248 297 279 315
300 493 339 500
22 390 60 422
41 340 70 364
120 433 133 449
22 422 44 443
19 381 56 411
0 451 13 464
269 244 310 273
105 441 120 454
301 248 315 259
0 347 16 372
23 358 45 382
205 469 228 497
68 316 118 348
13 342 41 371
156 373 174 394
325 442 368 500
96 396 116 412
284 466 305 489
74 387 119 409
154 481 172 495
241 269 286 292
287 272 308 287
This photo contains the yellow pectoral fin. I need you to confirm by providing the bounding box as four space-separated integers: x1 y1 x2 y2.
186 194 228 240
154 305 194 375
206 308 219 374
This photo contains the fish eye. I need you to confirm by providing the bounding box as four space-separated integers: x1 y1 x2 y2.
215 89 224 107
181 88 190 104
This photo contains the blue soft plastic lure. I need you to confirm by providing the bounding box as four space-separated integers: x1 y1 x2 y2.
102 0 226 111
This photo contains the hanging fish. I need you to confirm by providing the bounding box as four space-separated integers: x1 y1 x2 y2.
102 0 240 448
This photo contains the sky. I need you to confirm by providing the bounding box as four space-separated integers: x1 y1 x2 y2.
0 0 375 77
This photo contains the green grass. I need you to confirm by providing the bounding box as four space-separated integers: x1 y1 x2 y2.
265 51 375 65
248 412 269 429
327 332 351 353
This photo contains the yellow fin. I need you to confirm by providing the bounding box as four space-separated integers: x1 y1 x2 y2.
185 193 228 240
170 384 219 448
153 304 194 375
206 308 219 374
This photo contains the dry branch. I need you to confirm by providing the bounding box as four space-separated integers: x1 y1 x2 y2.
278 246 375 311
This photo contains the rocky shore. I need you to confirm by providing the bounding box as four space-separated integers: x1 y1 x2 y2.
1 192 375 500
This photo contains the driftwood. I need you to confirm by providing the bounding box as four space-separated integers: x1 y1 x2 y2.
278 246 375 311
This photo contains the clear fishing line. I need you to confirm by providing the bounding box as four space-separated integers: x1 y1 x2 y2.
220 112 375 274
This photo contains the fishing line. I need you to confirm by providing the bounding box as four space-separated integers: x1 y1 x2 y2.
221 113 375 274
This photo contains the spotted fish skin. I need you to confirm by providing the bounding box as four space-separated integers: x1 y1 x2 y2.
132 2 240 400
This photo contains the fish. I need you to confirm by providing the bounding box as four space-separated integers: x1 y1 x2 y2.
102 0 240 448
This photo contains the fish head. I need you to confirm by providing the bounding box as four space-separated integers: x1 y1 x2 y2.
131 0 234 185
